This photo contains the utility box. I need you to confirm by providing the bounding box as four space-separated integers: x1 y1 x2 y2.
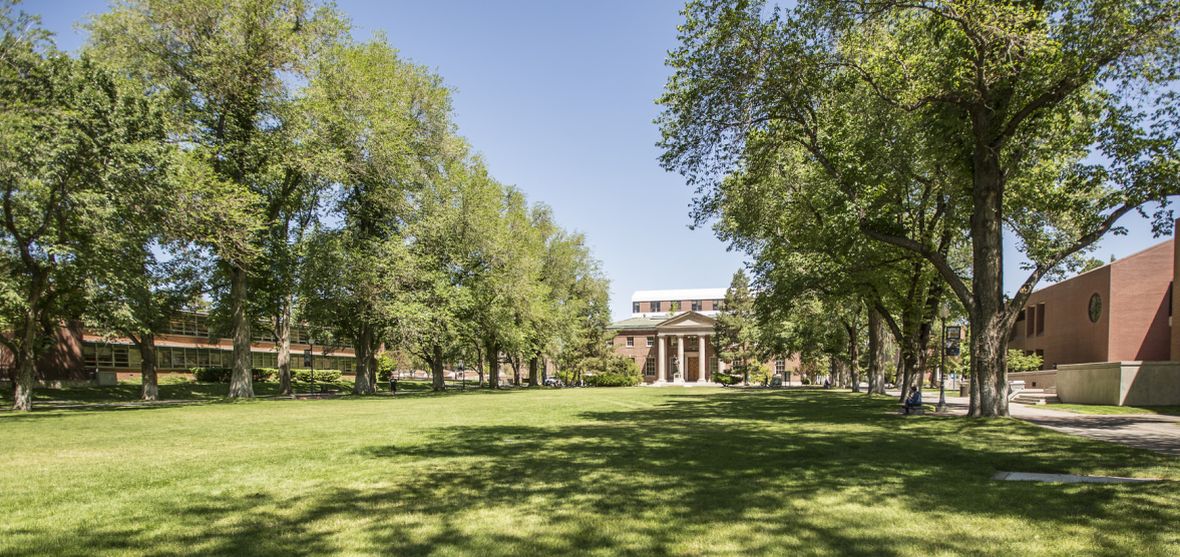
96 371 118 386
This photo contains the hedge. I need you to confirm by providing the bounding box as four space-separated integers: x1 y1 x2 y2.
189 367 336 383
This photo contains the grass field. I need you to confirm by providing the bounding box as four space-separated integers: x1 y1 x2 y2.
1 387 1177 556
1046 403 1180 416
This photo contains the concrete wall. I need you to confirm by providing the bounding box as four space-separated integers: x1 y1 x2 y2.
1007 370 1058 390
1057 361 1180 406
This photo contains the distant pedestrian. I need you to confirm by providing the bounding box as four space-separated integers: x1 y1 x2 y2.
903 386 922 415
389 375 398 395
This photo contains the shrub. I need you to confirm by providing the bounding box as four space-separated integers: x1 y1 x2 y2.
376 355 396 381
712 372 741 386
191 367 232 383
582 355 642 387
1007 349 1044 372
252 368 278 382
292 368 342 383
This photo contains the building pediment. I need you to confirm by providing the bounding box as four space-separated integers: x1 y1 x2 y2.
655 311 717 333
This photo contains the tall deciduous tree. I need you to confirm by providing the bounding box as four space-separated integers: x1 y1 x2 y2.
0 4 169 410
88 0 346 399
659 0 1179 416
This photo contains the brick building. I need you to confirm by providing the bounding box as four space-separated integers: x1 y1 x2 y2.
1008 239 1173 369
610 288 799 385
3 311 356 384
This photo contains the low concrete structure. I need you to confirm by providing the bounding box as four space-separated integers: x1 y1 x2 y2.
1006 370 1058 390
1056 361 1180 406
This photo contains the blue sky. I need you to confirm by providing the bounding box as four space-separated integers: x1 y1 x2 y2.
26 0 1172 320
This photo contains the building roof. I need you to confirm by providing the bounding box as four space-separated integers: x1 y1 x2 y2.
631 288 727 302
608 316 668 330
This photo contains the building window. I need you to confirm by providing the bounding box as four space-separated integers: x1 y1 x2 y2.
1088 293 1102 323
644 356 656 376
709 357 718 373
715 299 724 311
775 359 785 374
1026 306 1036 337
646 336 654 347
632 302 640 313
1036 303 1046 335
626 337 634 347
691 300 701 311
687 337 699 351
651 301 661 312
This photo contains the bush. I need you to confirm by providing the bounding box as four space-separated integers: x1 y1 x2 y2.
376 355 396 381
191 367 281 383
712 372 741 386
191 367 232 383
1007 349 1044 372
582 356 642 387
292 368 342 383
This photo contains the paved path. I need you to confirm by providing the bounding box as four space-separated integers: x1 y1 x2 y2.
901 391 1180 456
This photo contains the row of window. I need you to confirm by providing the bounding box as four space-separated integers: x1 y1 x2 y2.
624 336 702 351
163 313 318 345
640 356 721 376
82 342 354 372
632 299 724 313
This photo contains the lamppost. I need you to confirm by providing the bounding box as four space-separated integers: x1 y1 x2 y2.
458 361 466 391
304 336 314 395
939 324 962 413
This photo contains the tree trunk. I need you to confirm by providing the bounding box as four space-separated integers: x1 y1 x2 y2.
11 319 37 411
276 299 293 397
868 307 886 395
139 335 158 401
486 342 499 389
228 264 254 399
528 353 540 387
473 343 485 387
431 344 446 391
353 325 375 395
846 321 860 393
511 357 521 386
970 142 1010 417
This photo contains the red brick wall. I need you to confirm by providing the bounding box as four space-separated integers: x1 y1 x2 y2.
1109 240 1173 361
1009 265 1110 368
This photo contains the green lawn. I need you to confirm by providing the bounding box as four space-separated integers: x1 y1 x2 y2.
1046 403 1180 416
0 378 441 405
0 388 1176 556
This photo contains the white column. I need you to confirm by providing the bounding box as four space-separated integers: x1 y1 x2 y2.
657 335 667 384
675 333 686 383
698 334 708 383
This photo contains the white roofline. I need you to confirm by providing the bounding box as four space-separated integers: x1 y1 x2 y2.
631 288 727 302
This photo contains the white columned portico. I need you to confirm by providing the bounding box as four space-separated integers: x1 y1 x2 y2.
675 333 686 384
657 334 667 384
698 333 708 383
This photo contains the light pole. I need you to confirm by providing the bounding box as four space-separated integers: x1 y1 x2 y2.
458 361 466 391
937 325 947 413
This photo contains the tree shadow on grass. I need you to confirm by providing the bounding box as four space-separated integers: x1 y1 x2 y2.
8 390 1178 556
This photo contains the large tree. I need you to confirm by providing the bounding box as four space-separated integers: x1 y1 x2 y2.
299 38 454 395
0 4 169 410
88 0 346 399
659 0 1180 416
714 270 761 384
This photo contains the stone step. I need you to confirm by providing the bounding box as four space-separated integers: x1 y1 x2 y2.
1012 393 1060 405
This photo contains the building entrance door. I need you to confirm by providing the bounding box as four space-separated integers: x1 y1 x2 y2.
687 357 699 382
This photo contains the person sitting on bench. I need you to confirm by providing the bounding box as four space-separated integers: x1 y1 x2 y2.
902 386 922 415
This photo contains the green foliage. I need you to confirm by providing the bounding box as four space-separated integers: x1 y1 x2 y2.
375 355 397 382
714 270 763 383
1007 350 1045 373
191 367 233 383
292 368 342 383
583 356 642 387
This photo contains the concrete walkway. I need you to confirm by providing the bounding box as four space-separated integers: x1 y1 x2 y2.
901 391 1180 456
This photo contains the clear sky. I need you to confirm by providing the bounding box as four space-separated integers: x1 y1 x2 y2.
25 0 1173 320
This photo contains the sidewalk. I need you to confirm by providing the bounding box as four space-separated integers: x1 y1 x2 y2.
894 390 1180 456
